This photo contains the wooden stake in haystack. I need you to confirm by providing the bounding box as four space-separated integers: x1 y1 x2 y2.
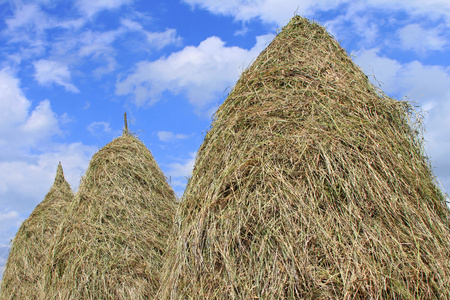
0 163 74 300
45 121 178 299
123 112 129 135
158 16 450 299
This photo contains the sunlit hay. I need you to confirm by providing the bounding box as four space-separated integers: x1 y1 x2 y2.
45 132 177 299
0 163 74 300
158 16 450 299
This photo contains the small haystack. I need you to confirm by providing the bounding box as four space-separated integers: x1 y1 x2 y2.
45 129 178 299
158 16 450 299
0 163 74 300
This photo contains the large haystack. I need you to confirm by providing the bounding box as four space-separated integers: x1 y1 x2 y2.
158 16 450 299
45 132 177 299
0 163 74 300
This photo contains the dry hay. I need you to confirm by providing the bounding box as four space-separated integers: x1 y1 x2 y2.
0 163 74 300
158 16 450 299
45 132 177 299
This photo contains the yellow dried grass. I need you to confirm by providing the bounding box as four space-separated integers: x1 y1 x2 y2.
158 16 450 299
45 132 177 299
0 163 74 300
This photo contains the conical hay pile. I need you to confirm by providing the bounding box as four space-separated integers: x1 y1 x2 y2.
159 16 450 299
0 163 74 300
45 133 177 299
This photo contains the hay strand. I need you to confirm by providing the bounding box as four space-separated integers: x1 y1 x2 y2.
45 133 177 299
158 16 450 299
0 163 74 300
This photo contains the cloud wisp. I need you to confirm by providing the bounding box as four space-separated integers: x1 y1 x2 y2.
157 131 190 143
33 60 80 93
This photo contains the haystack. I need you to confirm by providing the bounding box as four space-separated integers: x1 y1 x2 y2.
158 16 450 299
45 130 177 299
0 163 74 300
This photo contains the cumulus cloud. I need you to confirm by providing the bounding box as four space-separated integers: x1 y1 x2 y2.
33 60 79 92
0 143 94 207
397 24 448 54
116 34 274 114
0 69 30 130
0 69 95 258
0 69 61 149
354 48 450 194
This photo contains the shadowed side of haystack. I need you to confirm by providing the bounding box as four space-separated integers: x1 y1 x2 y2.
45 131 177 299
0 163 74 300
158 16 450 299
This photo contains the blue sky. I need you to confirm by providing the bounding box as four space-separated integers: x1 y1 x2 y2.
1 0 450 277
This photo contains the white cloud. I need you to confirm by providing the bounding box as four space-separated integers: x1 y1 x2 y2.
121 18 144 31
116 34 274 114
157 131 190 142
33 60 79 92
76 0 133 18
121 19 182 49
4 4 50 35
0 211 20 227
364 0 450 19
182 0 450 26
182 0 347 24
354 48 450 194
76 29 125 76
145 29 183 49
2 4 85 61
0 143 95 202
2 4 51 59
0 68 61 149
0 68 30 130
0 141 95 278
156 152 197 198
0 69 95 254
87 121 113 136
352 48 402 91
21 100 61 143
167 152 196 179
398 24 448 54
78 29 123 57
